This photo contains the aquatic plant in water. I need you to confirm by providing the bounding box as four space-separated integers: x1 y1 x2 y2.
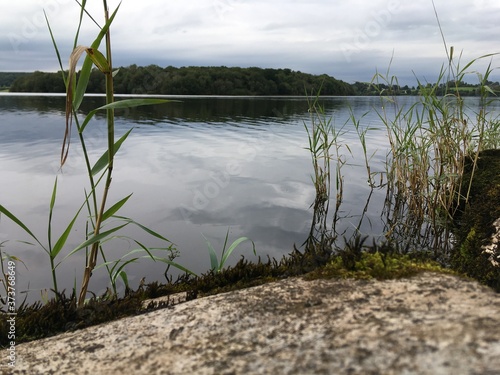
303 46 500 268
373 48 500 260
202 228 256 273
303 90 350 256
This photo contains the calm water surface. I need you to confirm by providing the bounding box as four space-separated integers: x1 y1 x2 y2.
1 93 496 301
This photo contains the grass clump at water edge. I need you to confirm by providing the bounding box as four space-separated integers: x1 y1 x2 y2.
0 239 450 347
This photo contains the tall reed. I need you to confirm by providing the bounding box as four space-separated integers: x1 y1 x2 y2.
375 51 500 258
304 92 350 255
303 49 500 263
0 0 195 307
59 1 199 306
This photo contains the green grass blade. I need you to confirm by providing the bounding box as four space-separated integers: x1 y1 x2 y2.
49 177 58 212
113 215 173 243
484 85 496 96
51 197 88 259
47 177 58 250
80 99 175 133
74 3 121 111
44 11 66 85
64 223 129 261
149 256 197 276
80 108 99 133
73 56 94 112
131 240 156 260
220 228 230 261
220 237 255 269
117 270 130 288
93 3 121 50
100 194 132 222
97 98 176 110
0 205 43 250
112 259 137 284
94 260 116 271
86 48 110 74
1 252 28 270
91 128 132 176
201 234 219 270
73 0 87 48
97 246 171 265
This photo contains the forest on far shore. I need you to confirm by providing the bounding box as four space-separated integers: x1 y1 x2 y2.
4 65 354 96
3 66 498 96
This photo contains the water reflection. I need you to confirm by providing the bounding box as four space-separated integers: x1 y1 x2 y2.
2 94 492 302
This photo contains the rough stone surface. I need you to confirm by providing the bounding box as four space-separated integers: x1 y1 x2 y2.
8 272 500 375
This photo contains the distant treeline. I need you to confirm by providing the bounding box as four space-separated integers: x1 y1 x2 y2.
352 80 500 96
7 65 354 96
6 68 497 96
0 72 30 90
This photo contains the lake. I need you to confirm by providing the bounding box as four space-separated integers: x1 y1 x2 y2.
0 93 496 302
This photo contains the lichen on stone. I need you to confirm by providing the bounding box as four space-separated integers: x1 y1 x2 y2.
482 217 500 267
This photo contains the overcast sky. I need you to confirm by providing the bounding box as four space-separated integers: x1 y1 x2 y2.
2 0 500 85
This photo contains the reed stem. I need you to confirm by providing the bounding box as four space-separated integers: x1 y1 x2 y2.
78 4 114 307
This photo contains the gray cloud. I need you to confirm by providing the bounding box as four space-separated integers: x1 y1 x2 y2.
1 0 499 85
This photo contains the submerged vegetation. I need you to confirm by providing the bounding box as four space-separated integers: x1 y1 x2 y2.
1 0 500 350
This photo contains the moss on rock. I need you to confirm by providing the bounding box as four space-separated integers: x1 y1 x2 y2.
452 149 500 291
305 252 452 281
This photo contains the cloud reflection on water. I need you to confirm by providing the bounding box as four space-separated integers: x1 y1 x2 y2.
0 95 446 301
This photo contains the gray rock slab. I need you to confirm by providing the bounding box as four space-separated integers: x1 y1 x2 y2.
7 272 500 374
